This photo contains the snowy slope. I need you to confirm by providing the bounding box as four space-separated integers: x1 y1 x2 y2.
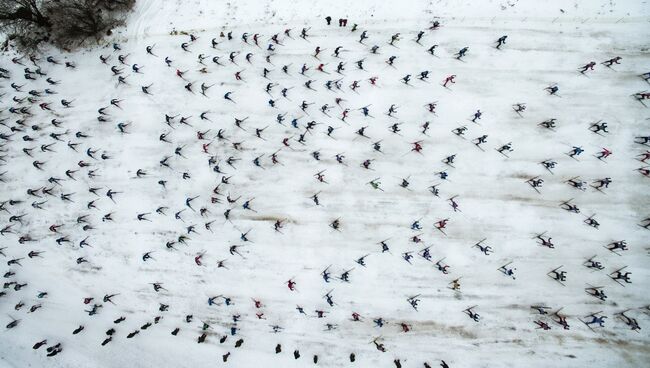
1 0 649 367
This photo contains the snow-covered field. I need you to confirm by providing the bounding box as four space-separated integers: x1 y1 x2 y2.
1 0 649 367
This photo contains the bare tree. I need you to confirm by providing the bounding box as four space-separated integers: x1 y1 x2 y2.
47 0 109 47
0 0 134 50
95 0 135 12
0 0 51 48
0 0 50 28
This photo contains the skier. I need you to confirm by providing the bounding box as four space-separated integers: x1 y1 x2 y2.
464 306 480 322
513 103 526 116
616 310 641 331
547 266 567 285
415 31 424 45
141 84 153 95
641 72 650 82
535 233 554 248
568 146 584 158
324 290 335 307
539 118 557 130
455 47 468 60
103 294 118 304
610 267 632 284
583 313 607 328
472 134 487 148
534 320 551 330
453 126 468 138
474 239 493 255
633 91 650 102
321 266 333 283
585 286 607 301
471 109 482 123
637 151 650 163
553 309 570 330
580 61 596 73
449 196 460 212
498 262 516 279
636 136 650 146
359 30 369 44
583 255 604 270
592 177 611 189
435 259 450 274
566 177 587 191
602 56 621 67
497 142 514 157
443 75 456 87
596 148 612 160
545 84 559 95
584 215 600 229
435 218 449 234
287 279 296 291
496 35 507 49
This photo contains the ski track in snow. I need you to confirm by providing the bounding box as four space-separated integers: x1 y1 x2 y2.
0 0 649 367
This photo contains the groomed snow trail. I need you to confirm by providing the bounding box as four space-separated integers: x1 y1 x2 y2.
0 1 649 367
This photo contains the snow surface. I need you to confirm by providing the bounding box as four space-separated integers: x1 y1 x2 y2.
1 0 649 367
